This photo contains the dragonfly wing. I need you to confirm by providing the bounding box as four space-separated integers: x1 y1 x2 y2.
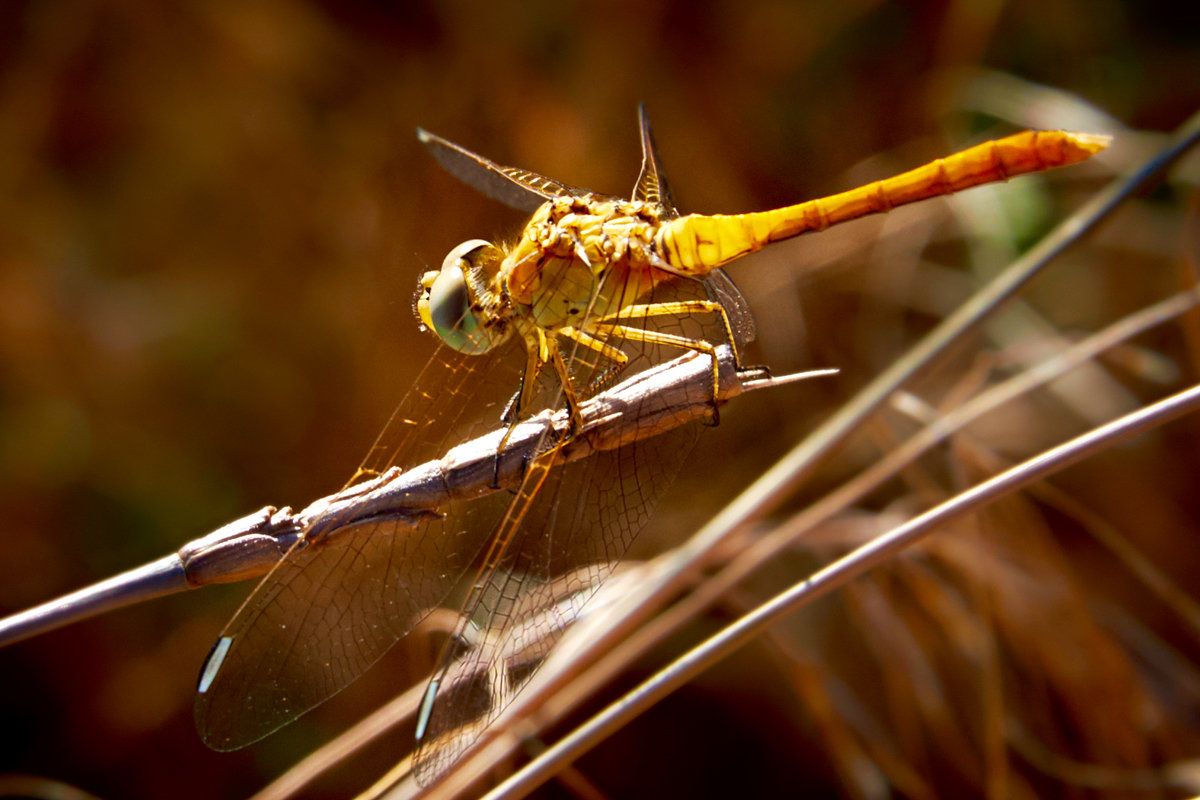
195 342 531 750
411 443 572 783
412 419 706 784
410 273 723 784
631 109 754 348
417 128 580 214
631 107 761 349
632 104 677 218
705 267 757 348
195 512 479 750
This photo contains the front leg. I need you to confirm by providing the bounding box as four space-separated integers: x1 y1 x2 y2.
550 341 585 436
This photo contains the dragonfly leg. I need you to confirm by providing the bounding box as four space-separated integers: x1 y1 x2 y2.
589 298 736 424
492 387 523 491
588 321 725 425
496 332 583 483
499 379 524 428
549 344 585 436
494 381 563 491
599 298 738 360
512 332 549 423
491 338 551 488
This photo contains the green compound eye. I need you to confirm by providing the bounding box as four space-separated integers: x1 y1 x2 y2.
418 240 506 355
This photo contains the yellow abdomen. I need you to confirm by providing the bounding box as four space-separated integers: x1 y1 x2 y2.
655 130 1110 274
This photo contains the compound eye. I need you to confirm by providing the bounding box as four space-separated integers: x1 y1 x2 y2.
419 240 504 355
442 238 494 273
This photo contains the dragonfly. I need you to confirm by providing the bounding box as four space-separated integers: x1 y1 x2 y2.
193 107 1108 785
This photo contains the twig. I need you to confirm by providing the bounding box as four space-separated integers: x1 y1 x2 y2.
481 379 1200 800
0 346 802 647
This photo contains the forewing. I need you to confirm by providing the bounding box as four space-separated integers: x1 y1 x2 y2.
195 342 527 749
630 108 755 348
632 104 678 217
417 127 581 213
196 513 465 749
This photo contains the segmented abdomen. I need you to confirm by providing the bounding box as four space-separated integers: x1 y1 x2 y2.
656 130 1110 274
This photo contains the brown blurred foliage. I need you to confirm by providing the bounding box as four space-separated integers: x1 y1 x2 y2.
1 0 1198 798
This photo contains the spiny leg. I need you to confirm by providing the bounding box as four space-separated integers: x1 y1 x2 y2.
491 334 553 489
503 326 617 459
548 342 585 436
587 321 726 425
589 297 737 423
499 376 524 428
597 298 739 360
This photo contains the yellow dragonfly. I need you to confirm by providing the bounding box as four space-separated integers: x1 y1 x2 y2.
193 107 1108 784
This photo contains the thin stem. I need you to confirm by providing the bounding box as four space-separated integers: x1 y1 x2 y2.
484 381 1200 800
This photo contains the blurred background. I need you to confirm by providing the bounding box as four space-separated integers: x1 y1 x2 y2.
1 0 1199 798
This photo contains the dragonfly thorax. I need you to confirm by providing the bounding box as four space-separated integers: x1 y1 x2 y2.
418 195 679 354
503 196 673 330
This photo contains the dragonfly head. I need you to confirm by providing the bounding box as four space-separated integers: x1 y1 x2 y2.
415 239 510 355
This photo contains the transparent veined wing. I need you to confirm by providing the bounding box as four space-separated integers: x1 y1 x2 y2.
408 109 757 782
194 340 532 749
198 108 760 786
410 261 751 784
630 104 756 348
417 127 582 214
